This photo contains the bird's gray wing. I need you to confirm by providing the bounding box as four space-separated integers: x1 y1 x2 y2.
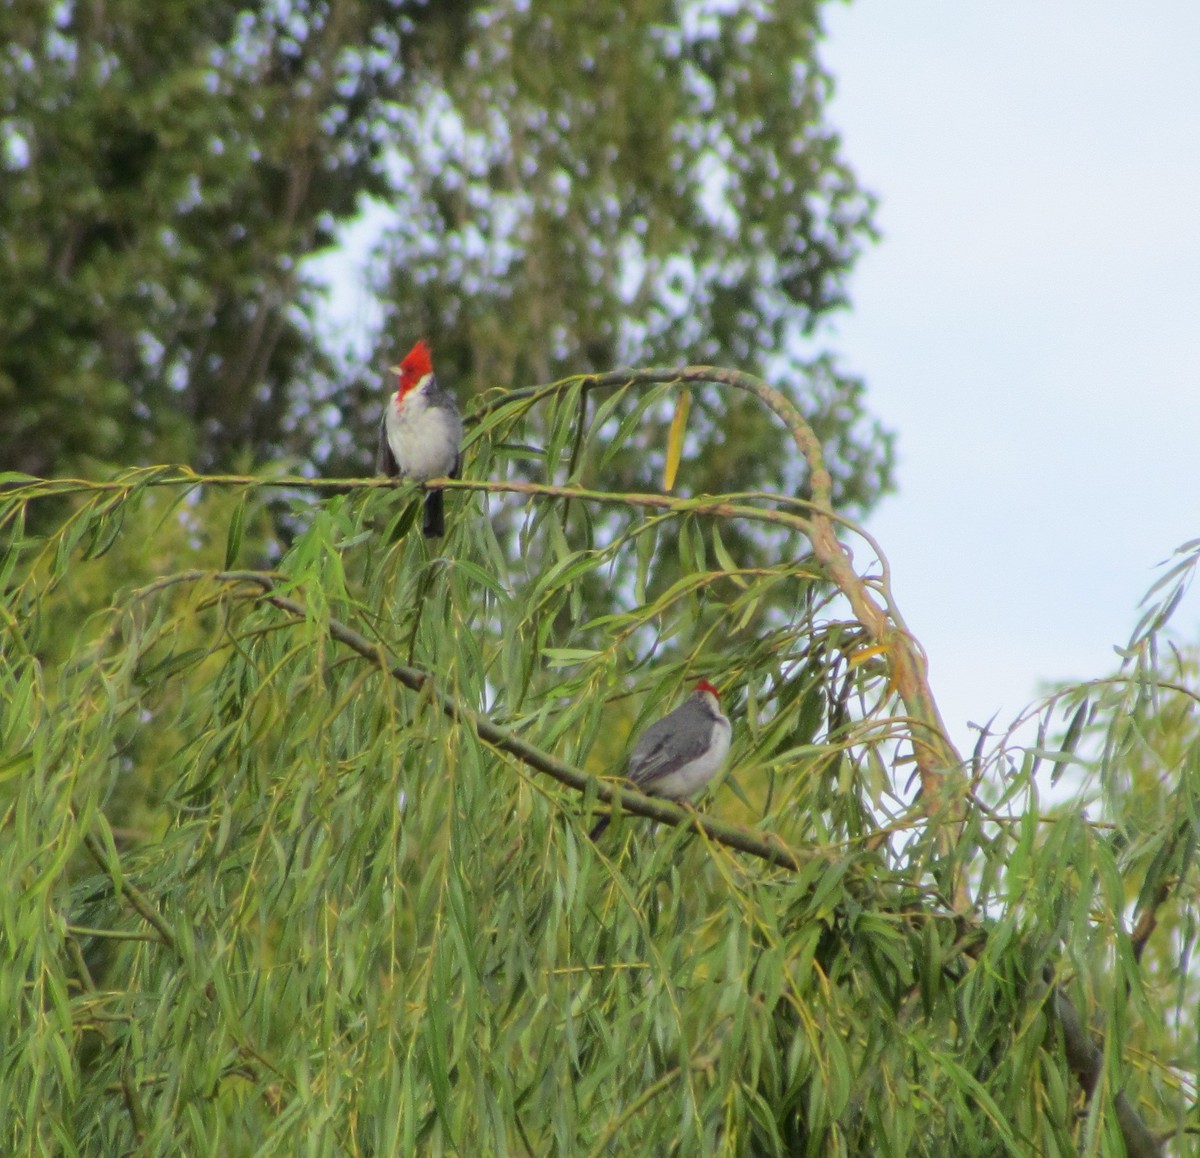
627 704 711 788
376 416 399 476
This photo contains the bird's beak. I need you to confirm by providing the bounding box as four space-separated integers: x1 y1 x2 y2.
387 365 401 375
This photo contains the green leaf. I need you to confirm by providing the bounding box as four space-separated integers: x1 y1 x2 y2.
224 495 247 569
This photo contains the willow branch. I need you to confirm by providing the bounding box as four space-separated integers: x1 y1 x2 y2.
472 365 832 505
1130 881 1172 966
81 829 288 1100
1051 983 1162 1158
192 571 810 873
2 469 817 532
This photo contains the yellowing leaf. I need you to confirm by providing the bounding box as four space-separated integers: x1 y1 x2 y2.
848 643 889 668
663 389 691 491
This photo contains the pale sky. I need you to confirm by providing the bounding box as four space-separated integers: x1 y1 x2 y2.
820 1 1200 750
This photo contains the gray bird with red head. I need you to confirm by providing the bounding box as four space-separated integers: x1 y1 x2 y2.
589 679 732 841
376 339 463 538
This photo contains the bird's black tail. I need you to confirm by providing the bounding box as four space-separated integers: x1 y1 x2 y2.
587 815 611 842
422 489 445 538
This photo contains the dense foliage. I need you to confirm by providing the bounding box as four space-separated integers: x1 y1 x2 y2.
1 375 1191 1154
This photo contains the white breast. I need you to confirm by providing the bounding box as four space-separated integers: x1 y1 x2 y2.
384 391 459 481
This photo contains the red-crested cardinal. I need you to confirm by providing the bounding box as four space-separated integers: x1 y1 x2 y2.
376 339 463 538
589 679 732 840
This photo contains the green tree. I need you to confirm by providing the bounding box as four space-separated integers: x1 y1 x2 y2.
0 0 891 522
0 375 1185 1155
0 0 385 473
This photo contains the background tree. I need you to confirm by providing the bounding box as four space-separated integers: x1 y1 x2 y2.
1 377 1189 1155
1 0 379 474
0 0 891 519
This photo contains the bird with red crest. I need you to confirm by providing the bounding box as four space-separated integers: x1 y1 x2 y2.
588 679 732 840
376 339 464 538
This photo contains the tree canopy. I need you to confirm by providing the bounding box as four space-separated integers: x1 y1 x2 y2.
3 2 1194 1153
1 372 1192 1154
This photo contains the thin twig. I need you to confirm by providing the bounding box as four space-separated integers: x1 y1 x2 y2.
64 911 151 1141
83 833 176 949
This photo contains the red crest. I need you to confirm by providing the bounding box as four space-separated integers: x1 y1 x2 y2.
395 339 434 396
694 679 721 699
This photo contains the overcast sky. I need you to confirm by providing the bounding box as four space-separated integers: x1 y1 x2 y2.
818 2 1200 749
